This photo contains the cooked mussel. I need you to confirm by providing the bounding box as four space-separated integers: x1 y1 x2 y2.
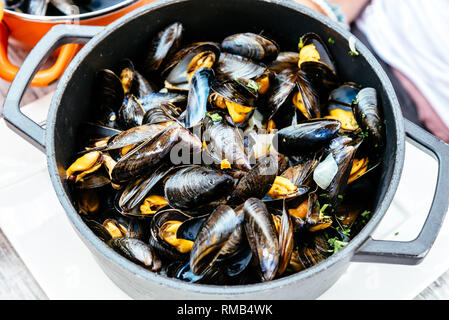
164 166 234 212
209 79 257 125
243 198 279 281
109 238 162 271
144 22 184 74
94 69 124 113
221 32 279 62
273 119 341 156
184 67 215 128
111 125 180 182
298 33 339 98
294 70 321 119
162 42 221 90
277 201 294 275
190 205 241 275
232 154 278 201
215 52 267 83
203 114 251 171
142 103 180 125
117 94 145 129
149 209 195 260
352 87 385 148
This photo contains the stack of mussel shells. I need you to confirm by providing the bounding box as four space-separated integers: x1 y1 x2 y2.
66 22 386 285
5 0 116 16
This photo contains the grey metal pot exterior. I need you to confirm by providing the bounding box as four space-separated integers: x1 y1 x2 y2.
4 0 449 300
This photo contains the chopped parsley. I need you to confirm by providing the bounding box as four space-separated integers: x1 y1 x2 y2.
361 210 372 218
349 50 359 57
205 112 222 122
246 79 261 93
328 238 349 254
361 210 372 224
337 226 351 237
328 37 335 44
395 232 399 236
320 203 331 214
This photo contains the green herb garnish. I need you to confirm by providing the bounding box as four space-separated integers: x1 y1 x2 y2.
361 210 372 218
205 112 223 122
328 37 335 44
246 79 261 93
328 238 349 254
349 50 359 57
320 203 331 214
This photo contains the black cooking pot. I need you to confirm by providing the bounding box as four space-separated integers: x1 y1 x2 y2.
3 0 449 299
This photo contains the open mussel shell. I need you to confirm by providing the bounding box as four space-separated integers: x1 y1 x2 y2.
149 208 194 261
84 219 113 242
109 238 162 271
295 70 321 119
221 32 279 62
289 232 332 271
329 82 360 106
176 216 207 242
107 215 151 241
28 0 48 15
117 94 145 129
78 123 122 145
111 125 180 182
211 79 258 108
92 122 173 153
190 205 241 275
215 52 267 82
232 154 278 202
75 173 111 190
269 52 299 74
299 33 337 73
243 198 280 282
264 67 297 120
280 156 320 187
117 163 173 217
322 140 360 208
115 59 136 96
278 201 294 275
94 69 124 113
144 22 184 74
184 67 215 128
142 103 180 125
5 0 25 10
164 165 235 213
263 185 310 204
273 119 341 156
300 61 340 99
203 115 251 171
116 58 158 98
162 42 221 89
140 92 187 112
298 32 339 99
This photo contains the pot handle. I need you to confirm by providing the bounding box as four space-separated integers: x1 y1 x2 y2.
353 119 449 265
2 24 103 151
0 22 79 87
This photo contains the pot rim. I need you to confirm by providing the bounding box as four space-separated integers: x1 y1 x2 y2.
46 0 406 296
4 0 139 22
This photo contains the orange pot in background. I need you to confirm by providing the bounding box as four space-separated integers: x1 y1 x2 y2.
0 0 154 86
